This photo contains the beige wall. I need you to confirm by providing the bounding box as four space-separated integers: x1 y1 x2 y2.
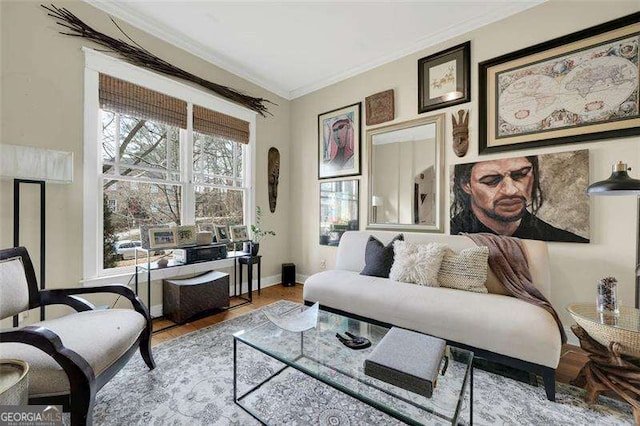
290 0 640 327
0 0 290 322
2 1 640 331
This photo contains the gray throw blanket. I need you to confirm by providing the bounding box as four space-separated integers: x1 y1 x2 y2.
465 233 567 344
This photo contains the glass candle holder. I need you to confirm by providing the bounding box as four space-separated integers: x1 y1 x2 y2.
597 277 619 315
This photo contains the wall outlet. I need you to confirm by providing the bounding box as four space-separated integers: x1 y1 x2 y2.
320 259 326 270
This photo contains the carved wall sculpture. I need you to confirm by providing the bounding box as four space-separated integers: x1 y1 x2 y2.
268 147 280 213
452 109 469 157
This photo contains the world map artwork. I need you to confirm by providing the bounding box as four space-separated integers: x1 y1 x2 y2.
496 35 639 138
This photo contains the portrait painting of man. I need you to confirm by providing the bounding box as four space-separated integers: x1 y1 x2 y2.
450 150 589 243
318 103 361 179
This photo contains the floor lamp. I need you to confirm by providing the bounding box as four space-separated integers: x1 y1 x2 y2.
587 161 640 308
1 144 74 324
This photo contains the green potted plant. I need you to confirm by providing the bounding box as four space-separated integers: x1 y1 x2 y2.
249 206 275 255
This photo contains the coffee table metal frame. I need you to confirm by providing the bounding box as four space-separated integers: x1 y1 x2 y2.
233 308 474 425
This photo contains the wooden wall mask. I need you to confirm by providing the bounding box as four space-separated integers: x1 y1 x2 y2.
268 147 280 213
452 109 469 157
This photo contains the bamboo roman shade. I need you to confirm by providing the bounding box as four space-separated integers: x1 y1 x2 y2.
99 74 188 129
193 105 250 145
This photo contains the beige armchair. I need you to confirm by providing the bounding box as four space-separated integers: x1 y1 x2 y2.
0 246 155 425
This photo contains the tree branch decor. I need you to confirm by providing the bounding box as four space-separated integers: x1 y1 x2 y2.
42 4 273 116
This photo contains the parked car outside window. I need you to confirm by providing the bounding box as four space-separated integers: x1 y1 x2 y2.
114 240 142 260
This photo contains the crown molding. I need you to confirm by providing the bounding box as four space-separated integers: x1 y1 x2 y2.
288 1 543 98
85 0 292 100
85 1 543 100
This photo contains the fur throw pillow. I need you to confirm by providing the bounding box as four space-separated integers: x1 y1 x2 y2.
389 241 447 286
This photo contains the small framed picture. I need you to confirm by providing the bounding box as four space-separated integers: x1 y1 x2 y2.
365 89 394 126
148 228 177 249
140 224 168 249
418 41 470 114
176 225 197 247
214 225 230 243
229 225 249 242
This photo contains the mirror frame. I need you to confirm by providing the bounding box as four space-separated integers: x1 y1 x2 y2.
366 113 445 233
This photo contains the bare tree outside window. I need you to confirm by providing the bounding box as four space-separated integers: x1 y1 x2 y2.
193 132 245 227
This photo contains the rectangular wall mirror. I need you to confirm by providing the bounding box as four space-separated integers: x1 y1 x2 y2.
367 114 445 232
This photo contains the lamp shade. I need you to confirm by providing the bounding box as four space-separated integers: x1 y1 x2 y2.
587 161 640 196
0 144 73 184
372 196 384 207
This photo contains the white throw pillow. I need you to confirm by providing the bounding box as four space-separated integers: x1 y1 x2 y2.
438 247 489 293
389 241 447 286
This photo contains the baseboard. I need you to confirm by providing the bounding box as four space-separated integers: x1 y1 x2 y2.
296 273 309 284
150 273 281 318
150 304 163 318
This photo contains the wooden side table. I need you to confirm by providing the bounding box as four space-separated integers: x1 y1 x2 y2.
238 255 262 297
567 303 640 423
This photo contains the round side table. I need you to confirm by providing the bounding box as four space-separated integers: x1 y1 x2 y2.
567 303 640 422
0 359 29 405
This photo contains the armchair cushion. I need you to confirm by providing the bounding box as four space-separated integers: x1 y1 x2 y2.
1 309 145 397
0 257 30 319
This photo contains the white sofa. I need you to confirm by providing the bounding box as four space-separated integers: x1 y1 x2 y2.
303 231 562 401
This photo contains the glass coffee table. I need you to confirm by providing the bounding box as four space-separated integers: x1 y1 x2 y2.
233 306 474 425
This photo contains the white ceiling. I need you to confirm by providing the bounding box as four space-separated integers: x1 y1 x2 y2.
88 1 545 100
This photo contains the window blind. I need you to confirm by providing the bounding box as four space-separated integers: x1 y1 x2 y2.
193 105 250 145
99 74 188 129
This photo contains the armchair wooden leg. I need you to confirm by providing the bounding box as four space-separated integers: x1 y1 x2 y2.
140 326 156 370
140 336 156 370
69 376 96 426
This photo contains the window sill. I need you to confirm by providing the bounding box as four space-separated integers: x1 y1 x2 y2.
81 271 136 288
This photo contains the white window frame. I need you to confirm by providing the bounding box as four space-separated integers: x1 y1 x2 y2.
82 48 256 285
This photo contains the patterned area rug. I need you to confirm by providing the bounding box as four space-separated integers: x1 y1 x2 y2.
92 301 632 425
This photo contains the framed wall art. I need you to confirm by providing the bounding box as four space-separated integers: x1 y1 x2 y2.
319 179 359 246
449 150 590 243
318 103 361 179
418 41 471 114
365 89 394 125
479 12 640 154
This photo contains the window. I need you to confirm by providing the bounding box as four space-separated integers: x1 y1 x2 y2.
84 49 256 280
193 131 245 227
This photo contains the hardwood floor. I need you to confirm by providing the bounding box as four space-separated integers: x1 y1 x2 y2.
151 283 304 346
151 283 588 386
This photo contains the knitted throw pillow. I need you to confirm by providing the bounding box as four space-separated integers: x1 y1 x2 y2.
438 246 489 293
360 234 404 278
389 241 447 286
